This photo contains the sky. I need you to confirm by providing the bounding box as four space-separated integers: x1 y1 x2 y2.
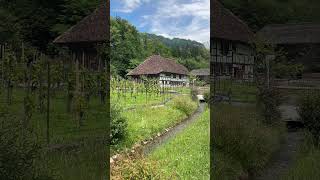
110 0 210 46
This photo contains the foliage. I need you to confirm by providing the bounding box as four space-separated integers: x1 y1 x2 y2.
203 90 213 105
190 87 199 101
256 87 282 124
112 155 172 180
253 37 282 124
110 17 209 77
282 132 320 180
171 96 198 117
110 102 128 145
212 104 284 175
0 0 99 51
221 0 320 31
0 110 54 180
298 92 320 143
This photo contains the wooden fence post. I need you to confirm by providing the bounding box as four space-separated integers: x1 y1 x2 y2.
46 56 50 145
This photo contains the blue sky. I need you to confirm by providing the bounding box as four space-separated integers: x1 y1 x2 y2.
110 0 210 45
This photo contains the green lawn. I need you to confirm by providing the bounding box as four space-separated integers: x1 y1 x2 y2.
111 95 198 154
148 109 210 179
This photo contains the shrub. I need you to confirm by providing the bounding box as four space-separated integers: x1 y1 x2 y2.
171 96 197 117
298 92 320 142
203 90 214 106
110 102 128 144
190 87 198 101
256 86 282 124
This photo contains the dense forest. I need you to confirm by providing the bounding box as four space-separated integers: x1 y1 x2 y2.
221 0 320 31
1 0 320 77
110 17 210 77
0 0 100 52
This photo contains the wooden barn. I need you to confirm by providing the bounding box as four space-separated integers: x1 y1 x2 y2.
258 23 320 74
53 2 108 70
211 0 255 80
127 55 189 87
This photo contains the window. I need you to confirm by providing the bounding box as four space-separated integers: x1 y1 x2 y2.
173 74 176 78
179 75 182 79
220 41 230 56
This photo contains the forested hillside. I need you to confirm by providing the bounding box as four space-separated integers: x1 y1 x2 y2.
110 17 210 77
0 0 100 52
221 0 320 31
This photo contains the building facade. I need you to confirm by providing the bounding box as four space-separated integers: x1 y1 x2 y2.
258 23 320 74
127 55 189 87
211 0 255 80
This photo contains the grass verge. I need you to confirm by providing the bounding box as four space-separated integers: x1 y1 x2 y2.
111 95 198 154
147 109 210 179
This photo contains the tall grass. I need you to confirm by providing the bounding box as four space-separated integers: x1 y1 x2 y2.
282 132 320 180
212 104 284 176
42 142 107 180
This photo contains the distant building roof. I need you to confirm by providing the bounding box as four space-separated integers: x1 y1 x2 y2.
212 0 254 43
258 23 320 44
190 68 210 76
127 55 189 76
53 3 108 44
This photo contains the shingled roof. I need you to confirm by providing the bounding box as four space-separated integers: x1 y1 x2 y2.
258 23 320 44
127 55 189 76
212 0 254 43
190 68 210 76
53 2 108 44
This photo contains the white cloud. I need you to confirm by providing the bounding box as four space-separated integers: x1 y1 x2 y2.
116 0 150 13
144 0 210 43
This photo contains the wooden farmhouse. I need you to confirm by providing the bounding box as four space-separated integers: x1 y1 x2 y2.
190 68 210 82
127 55 189 87
53 2 108 70
258 23 320 75
211 0 255 80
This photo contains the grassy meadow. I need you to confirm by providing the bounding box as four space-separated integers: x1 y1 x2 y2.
148 109 210 179
111 95 198 154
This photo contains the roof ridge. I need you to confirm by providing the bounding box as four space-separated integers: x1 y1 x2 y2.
217 0 253 35
263 22 320 28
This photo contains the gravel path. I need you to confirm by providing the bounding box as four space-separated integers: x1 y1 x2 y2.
142 102 206 155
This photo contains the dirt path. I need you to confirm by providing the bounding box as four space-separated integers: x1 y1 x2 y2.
252 105 303 180
252 131 303 180
142 102 206 155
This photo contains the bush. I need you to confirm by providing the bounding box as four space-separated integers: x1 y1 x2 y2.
203 90 214 106
171 96 197 117
298 92 320 142
110 103 128 144
190 87 198 101
257 86 281 124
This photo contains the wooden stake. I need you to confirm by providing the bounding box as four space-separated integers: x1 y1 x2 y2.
46 56 50 145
